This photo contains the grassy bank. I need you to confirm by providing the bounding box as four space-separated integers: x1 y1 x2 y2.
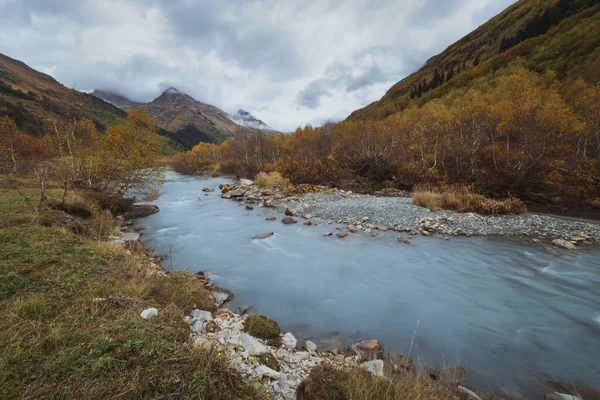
412 184 527 215
0 179 268 399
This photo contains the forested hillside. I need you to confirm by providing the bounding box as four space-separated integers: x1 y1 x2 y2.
349 0 600 120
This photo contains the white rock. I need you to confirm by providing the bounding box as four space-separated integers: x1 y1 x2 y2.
304 340 317 352
240 333 267 355
239 178 254 186
282 332 297 349
552 239 577 251
232 321 245 330
544 393 583 400
255 365 281 380
140 308 158 319
360 359 384 377
287 351 309 363
189 309 212 333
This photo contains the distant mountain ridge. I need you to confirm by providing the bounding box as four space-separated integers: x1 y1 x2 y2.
92 87 275 147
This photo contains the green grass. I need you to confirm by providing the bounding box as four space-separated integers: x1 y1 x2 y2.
0 178 270 399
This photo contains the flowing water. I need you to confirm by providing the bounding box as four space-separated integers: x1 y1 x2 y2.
136 171 600 394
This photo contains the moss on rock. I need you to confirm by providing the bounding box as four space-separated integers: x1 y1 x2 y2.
243 314 282 347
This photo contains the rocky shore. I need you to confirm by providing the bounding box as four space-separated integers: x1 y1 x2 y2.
217 179 600 248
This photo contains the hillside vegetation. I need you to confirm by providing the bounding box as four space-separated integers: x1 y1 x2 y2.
173 0 600 207
349 0 600 120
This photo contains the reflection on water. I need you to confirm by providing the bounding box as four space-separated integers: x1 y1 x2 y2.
136 171 600 394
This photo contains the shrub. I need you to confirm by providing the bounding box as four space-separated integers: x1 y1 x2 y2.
412 184 526 215
255 171 286 188
243 314 282 347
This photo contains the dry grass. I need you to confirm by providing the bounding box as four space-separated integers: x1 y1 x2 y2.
297 364 458 400
0 183 269 399
412 184 526 215
255 171 291 189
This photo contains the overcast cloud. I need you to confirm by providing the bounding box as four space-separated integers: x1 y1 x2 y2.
0 0 515 131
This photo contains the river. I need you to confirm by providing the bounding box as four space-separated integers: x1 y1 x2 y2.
135 170 600 395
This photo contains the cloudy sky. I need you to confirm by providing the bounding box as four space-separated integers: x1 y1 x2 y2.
0 0 515 131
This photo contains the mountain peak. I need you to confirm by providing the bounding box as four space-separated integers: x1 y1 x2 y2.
163 87 181 95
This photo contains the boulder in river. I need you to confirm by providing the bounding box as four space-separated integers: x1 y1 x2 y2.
245 204 254 210
285 207 296 216
303 219 313 226
265 216 277 221
252 232 274 240
323 232 333 237
552 239 577 251
377 225 390 232
282 216 297 224
336 232 349 238
202 187 214 192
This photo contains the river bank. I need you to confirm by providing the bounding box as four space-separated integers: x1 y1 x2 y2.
219 178 600 246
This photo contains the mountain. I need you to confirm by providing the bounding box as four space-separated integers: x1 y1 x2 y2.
348 0 600 121
230 109 273 130
0 53 126 135
91 89 141 111
141 87 243 145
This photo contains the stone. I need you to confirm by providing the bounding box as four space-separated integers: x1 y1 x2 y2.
245 204 254 210
552 239 577 251
240 333 267 355
303 214 313 219
262 188 275 196
397 236 411 244
378 225 389 232
544 394 582 400
265 216 277 221
347 225 357 233
229 187 248 197
255 365 281 380
336 232 349 238
190 309 212 324
234 305 252 315
239 178 254 186
305 340 317 352
282 332 297 350
282 216 297 224
351 339 382 361
323 232 333 237
202 187 214 192
360 359 384 377
458 386 483 400
211 286 234 307
252 232 274 240
285 207 296 216
140 307 158 319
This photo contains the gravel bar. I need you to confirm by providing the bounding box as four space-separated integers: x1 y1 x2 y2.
281 192 600 243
